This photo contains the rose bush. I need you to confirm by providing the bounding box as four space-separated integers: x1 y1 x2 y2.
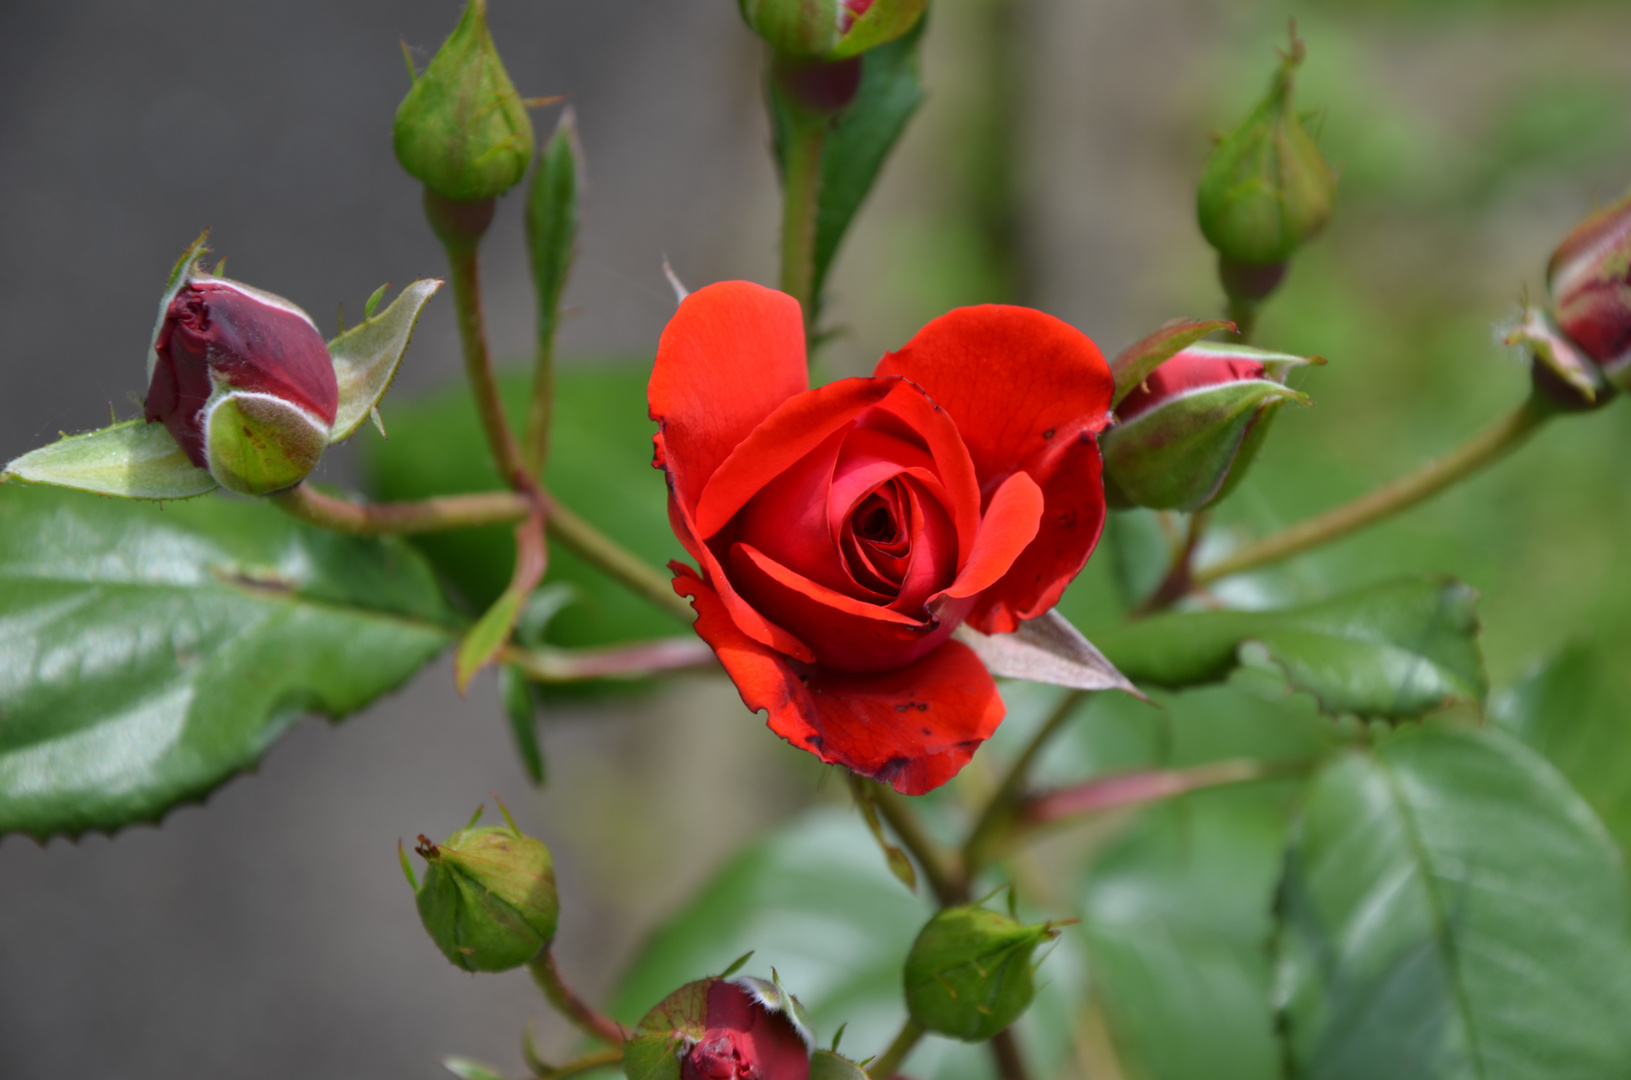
649 281 1113 794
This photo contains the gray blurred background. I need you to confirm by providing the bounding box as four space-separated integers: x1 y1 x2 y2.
6 0 1631 1077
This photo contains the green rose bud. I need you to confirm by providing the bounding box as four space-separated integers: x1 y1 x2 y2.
1102 341 1320 512
1196 34 1335 274
394 0 534 203
903 904 1056 1042
739 0 926 61
403 805 558 973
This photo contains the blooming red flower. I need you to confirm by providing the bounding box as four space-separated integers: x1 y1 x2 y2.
681 981 811 1080
649 282 1113 794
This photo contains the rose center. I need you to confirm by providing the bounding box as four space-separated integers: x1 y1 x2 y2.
854 493 900 543
686 1033 757 1080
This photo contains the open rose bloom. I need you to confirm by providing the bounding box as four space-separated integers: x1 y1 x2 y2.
650 282 1113 794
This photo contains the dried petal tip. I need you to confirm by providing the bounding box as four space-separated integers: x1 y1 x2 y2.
739 0 925 61
394 0 534 203
1196 32 1335 270
1547 189 1631 382
145 273 338 496
406 807 558 973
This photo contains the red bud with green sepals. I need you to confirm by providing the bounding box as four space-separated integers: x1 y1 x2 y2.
625 975 814 1080
394 0 533 204
903 904 1056 1042
1506 303 1613 412
1102 342 1320 512
146 275 338 496
406 807 559 973
739 0 926 62
1196 35 1335 283
1547 190 1631 387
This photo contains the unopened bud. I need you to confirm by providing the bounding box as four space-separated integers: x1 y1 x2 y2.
1197 35 1335 273
1547 189 1631 384
1506 303 1613 412
394 0 533 203
1102 342 1319 511
739 0 925 61
625 976 813 1080
405 807 558 973
146 275 337 496
903 905 1055 1042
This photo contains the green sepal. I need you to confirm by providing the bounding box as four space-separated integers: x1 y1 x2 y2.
393 0 534 203
1103 378 1307 511
327 278 443 443
1110 318 1235 406
1506 302 1609 402
203 388 330 496
411 815 559 973
2 419 217 500
809 1050 867 1080
1196 35 1335 267
903 904 1055 1041
624 979 713 1080
740 0 924 59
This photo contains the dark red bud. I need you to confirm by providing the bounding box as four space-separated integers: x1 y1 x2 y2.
145 279 338 468
1548 192 1631 371
1116 350 1267 421
679 982 810 1080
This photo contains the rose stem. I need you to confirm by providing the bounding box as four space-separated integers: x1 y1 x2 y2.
501 636 715 682
960 689 1087 886
867 1016 926 1080
778 119 826 335
1135 509 1210 618
423 190 533 492
1190 393 1556 589
989 1030 1029 1080
868 784 962 906
528 1046 623 1080
528 948 626 1046
271 485 694 624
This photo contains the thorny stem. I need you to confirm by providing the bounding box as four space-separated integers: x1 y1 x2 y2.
960 689 1086 885
869 783 962 906
528 949 626 1046
1193 393 1556 587
272 484 529 535
778 117 826 333
867 1016 926 1080
424 189 532 492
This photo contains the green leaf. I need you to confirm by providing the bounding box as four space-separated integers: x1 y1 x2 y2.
499 664 545 785
1093 577 1486 718
327 278 443 443
361 366 683 655
1491 642 1631 860
0 484 455 838
1080 784 1293 1080
456 586 525 691
528 107 581 359
441 1058 506 1080
1275 726 1631 1079
3 419 218 500
773 20 926 315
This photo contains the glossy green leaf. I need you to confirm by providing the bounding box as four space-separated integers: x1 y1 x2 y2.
3 419 218 500
361 366 683 654
1492 644 1631 857
1094 577 1486 717
0 484 455 838
1080 785 1292 1080
1275 727 1631 1080
771 20 925 317
327 278 443 443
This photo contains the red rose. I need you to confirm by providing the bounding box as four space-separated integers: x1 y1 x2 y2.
681 981 811 1080
650 282 1113 794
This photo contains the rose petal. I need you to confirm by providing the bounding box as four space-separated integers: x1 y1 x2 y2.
933 469 1044 603
729 541 954 672
733 426 867 599
1116 350 1267 421
876 305 1114 632
676 565 1005 795
650 281 808 516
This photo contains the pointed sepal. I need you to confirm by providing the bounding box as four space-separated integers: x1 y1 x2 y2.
327 279 443 443
2 419 217 499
